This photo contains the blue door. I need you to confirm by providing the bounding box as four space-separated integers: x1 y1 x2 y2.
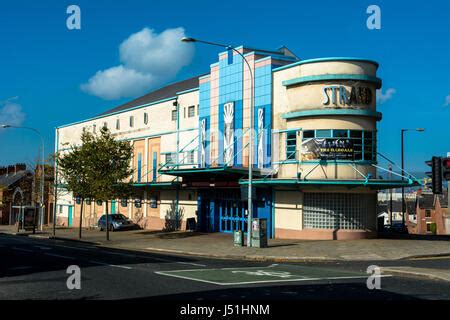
68 206 73 227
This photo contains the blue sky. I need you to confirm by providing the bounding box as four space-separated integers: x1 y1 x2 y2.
0 0 449 173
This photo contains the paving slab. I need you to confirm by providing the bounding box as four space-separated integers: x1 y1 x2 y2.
2 225 450 262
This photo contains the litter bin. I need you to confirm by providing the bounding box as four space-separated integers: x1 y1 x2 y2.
251 218 268 248
233 230 244 247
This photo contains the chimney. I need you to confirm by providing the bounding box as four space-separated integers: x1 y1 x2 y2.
15 163 26 172
7 165 15 175
0 166 6 176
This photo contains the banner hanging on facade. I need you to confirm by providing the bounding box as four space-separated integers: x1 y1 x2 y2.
301 138 354 161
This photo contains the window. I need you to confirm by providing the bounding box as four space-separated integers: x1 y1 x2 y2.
129 116 134 127
184 150 195 163
286 131 297 160
59 205 63 214
426 223 432 232
301 129 375 161
144 112 148 125
165 153 175 164
116 119 120 130
137 153 142 183
171 110 178 121
188 106 195 118
315 129 332 138
425 209 431 218
103 122 108 129
303 193 375 230
93 124 97 134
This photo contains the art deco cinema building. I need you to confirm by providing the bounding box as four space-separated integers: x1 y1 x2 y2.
55 45 416 240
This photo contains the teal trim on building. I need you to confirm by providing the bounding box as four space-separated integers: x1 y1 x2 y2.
272 57 379 72
281 109 382 121
282 74 382 89
176 87 199 95
239 178 418 189
272 127 302 133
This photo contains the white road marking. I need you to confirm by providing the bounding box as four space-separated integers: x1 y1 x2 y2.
34 246 52 250
12 247 34 253
45 253 76 260
154 271 392 286
88 260 132 270
9 266 33 270
54 244 93 251
177 262 207 267
103 251 174 263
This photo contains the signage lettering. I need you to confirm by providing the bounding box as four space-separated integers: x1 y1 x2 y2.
323 85 372 106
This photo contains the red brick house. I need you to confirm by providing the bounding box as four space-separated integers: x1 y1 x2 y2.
408 189 449 235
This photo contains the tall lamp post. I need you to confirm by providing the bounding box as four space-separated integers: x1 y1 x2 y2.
401 128 424 230
181 37 255 247
1 124 45 231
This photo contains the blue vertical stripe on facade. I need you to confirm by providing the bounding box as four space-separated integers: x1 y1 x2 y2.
218 52 243 166
199 80 211 166
254 63 273 167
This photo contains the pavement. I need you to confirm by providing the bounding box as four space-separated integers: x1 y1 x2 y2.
1 232 450 301
1 225 450 263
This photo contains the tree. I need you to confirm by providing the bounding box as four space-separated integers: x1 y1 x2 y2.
56 127 134 240
56 129 96 238
88 127 134 241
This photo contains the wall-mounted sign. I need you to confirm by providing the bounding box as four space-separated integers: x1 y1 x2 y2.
96 200 103 206
322 86 372 106
301 138 354 161
120 198 128 207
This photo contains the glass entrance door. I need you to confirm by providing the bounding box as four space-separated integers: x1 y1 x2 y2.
219 198 248 234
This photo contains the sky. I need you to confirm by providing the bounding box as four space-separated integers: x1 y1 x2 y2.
0 0 449 173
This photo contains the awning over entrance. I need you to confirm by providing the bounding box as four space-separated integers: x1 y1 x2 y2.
159 166 262 180
239 178 420 190
133 181 181 189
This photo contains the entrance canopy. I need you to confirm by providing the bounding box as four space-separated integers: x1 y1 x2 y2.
159 166 262 181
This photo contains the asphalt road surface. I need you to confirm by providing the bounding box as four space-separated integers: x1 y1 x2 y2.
1 233 450 301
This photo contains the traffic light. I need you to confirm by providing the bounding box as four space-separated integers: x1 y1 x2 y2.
442 157 450 181
425 156 443 194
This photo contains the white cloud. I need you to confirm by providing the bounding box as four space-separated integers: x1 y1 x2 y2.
0 102 26 127
444 95 450 107
377 88 396 104
81 66 154 100
82 27 194 100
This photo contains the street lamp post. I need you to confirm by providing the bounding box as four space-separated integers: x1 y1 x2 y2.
1 124 45 231
181 37 255 247
401 128 424 230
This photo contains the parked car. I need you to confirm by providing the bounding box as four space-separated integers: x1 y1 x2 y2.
98 214 136 231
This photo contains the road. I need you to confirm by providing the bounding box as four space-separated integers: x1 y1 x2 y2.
1 233 450 301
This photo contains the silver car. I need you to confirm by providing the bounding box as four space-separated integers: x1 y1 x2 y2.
98 214 136 231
